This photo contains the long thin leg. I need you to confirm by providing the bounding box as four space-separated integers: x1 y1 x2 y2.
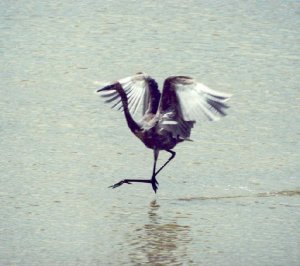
151 149 159 193
108 149 160 193
150 149 175 193
154 150 176 176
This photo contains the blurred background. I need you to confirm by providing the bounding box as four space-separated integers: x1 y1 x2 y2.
1 0 299 265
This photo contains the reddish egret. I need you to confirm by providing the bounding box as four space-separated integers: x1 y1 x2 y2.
97 73 231 193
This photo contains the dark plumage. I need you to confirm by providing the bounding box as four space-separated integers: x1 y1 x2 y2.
97 72 231 193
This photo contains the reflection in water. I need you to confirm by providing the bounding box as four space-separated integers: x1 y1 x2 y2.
128 200 192 265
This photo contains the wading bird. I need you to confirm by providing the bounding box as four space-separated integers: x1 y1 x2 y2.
97 73 231 193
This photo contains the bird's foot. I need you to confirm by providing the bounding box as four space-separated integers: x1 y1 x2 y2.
108 178 158 193
151 177 159 193
108 179 132 189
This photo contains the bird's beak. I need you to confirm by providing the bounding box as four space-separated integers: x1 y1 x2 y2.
97 84 116 93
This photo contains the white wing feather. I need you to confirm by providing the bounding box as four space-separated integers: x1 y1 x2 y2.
175 81 231 122
99 73 151 117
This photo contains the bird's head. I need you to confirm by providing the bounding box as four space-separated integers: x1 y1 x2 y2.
96 82 122 94
97 84 115 92
96 82 125 102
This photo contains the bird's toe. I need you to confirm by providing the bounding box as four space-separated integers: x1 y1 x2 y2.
108 179 132 189
151 180 159 193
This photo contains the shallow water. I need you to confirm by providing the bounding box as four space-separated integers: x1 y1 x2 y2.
1 0 300 265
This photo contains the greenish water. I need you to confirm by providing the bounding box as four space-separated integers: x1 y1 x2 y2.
1 1 299 265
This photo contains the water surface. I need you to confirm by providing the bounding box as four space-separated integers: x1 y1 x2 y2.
1 0 299 265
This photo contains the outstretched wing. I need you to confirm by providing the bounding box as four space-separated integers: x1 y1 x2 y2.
98 72 161 118
157 76 231 139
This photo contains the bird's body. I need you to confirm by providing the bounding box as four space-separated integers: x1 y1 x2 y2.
97 73 231 193
136 123 181 151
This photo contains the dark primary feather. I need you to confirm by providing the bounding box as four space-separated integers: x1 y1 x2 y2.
142 76 161 115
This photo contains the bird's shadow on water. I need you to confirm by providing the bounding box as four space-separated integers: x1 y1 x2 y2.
127 200 192 265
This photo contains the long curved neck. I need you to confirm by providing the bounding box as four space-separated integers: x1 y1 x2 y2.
115 84 141 134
